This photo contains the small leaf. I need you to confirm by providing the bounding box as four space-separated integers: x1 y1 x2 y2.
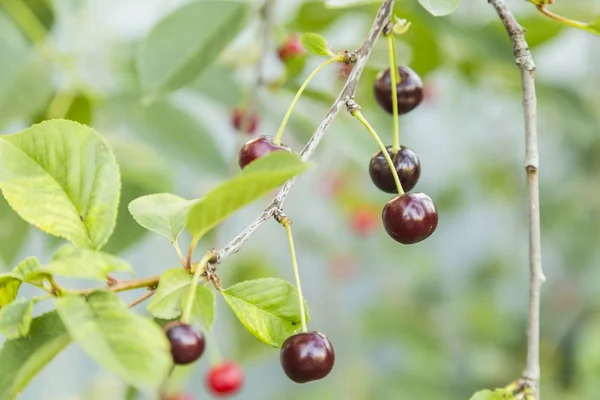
418 0 460 16
0 297 33 339
45 245 133 281
183 285 215 330
221 278 309 348
147 268 192 320
0 119 120 250
0 274 21 309
128 193 193 241
187 152 308 243
299 33 333 56
55 291 171 393
0 311 71 400
15 257 49 286
137 1 247 95
470 389 514 400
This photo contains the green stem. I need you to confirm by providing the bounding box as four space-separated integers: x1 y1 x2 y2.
181 252 214 324
282 218 308 332
531 3 599 35
173 241 187 267
273 55 343 145
1 0 47 43
352 110 404 195
386 33 401 153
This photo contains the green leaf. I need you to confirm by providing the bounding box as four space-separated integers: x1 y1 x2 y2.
183 285 215 330
221 278 309 348
147 268 192 320
0 311 71 400
137 1 247 95
13 256 47 286
0 275 21 309
55 291 171 393
128 193 193 242
0 257 45 308
45 245 133 281
0 193 29 267
0 119 120 250
0 297 33 339
418 0 460 16
469 389 514 400
187 151 309 242
299 33 332 56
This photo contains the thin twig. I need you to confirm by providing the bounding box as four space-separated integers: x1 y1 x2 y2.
488 0 546 397
215 0 395 263
128 290 155 308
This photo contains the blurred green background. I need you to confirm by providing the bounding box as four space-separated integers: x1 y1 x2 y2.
1 0 599 399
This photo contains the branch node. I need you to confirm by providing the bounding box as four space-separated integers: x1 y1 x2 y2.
345 98 360 114
342 50 358 64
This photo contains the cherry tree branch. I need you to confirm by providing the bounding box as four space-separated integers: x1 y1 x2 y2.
488 0 546 396
215 0 395 262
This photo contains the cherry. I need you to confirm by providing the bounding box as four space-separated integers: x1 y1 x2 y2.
231 107 259 134
163 322 205 365
350 206 378 236
238 135 291 169
280 331 335 383
373 66 423 115
382 193 438 244
369 145 421 194
206 361 244 397
277 34 304 61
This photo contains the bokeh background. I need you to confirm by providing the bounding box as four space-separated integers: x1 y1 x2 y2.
1 0 600 399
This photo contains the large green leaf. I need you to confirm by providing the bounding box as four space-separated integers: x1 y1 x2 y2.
187 151 309 243
147 268 192 320
183 284 215 330
45 245 133 281
55 291 171 393
0 119 120 250
0 297 33 339
418 0 460 16
137 1 247 95
221 278 309 348
0 311 71 400
128 194 193 242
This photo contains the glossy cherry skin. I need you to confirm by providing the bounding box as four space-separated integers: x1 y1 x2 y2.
369 145 421 194
231 107 259 134
206 361 244 397
163 322 205 365
280 331 335 383
238 136 290 169
373 66 423 115
382 193 438 244
277 34 304 61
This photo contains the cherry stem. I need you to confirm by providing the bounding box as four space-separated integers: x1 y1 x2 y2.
530 2 599 35
173 240 186 267
281 218 308 332
181 251 215 324
127 290 155 308
273 55 343 145
386 33 401 153
351 110 404 195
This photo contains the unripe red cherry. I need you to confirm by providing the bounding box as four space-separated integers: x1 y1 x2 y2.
238 136 291 169
163 322 205 365
206 361 244 397
382 193 438 244
280 331 335 383
231 107 259 134
373 66 423 115
369 145 420 194
277 34 304 61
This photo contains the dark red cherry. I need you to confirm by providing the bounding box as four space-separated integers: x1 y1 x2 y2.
238 135 290 169
373 66 423 115
280 331 335 383
231 107 259 134
382 193 438 244
163 322 205 365
206 361 244 397
277 34 304 61
369 145 420 193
